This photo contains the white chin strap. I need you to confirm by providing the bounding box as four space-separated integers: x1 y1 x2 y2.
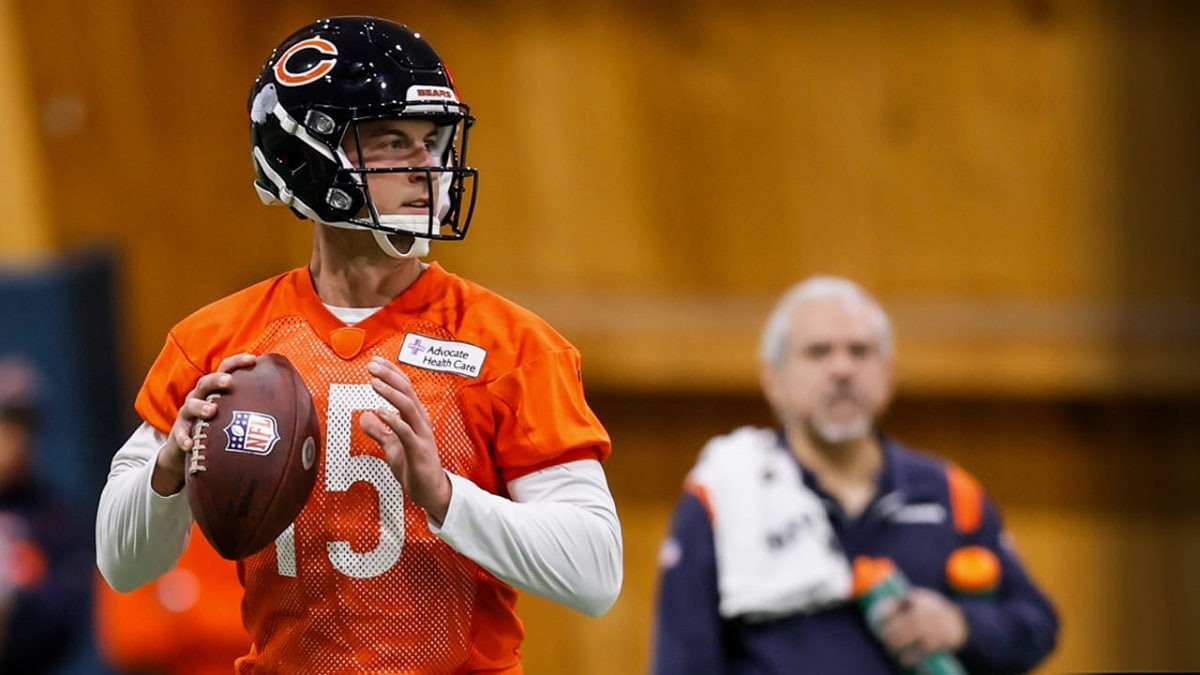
369 213 441 259
372 230 430 259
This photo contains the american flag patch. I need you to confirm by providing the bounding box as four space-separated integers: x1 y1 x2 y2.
224 410 281 455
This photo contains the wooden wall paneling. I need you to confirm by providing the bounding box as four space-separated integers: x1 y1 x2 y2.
12 0 308 381
442 0 1193 395
1109 1 1200 397
13 0 1198 394
0 0 53 260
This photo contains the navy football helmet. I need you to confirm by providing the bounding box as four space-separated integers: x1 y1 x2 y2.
249 17 477 257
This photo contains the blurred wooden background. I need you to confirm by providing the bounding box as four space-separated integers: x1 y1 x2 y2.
3 0 1198 672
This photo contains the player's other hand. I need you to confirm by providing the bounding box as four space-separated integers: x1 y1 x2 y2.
153 353 258 496
359 356 452 524
878 587 969 667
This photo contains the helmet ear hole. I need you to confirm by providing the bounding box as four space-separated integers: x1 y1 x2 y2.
275 150 298 171
266 135 315 177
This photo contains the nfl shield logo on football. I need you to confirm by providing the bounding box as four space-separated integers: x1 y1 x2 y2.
224 410 281 455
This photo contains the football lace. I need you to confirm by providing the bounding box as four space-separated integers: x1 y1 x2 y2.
187 391 222 475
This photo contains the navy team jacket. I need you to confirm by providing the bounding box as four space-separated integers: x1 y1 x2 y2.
651 434 1059 674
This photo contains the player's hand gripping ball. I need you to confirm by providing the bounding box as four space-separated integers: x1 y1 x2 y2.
185 353 321 560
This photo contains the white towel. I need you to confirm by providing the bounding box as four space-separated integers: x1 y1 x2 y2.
688 426 853 621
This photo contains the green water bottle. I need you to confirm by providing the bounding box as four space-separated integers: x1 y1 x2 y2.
852 556 968 675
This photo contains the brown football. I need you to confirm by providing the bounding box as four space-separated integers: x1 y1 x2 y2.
185 353 321 560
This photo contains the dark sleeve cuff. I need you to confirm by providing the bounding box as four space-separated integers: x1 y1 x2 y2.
957 599 1058 674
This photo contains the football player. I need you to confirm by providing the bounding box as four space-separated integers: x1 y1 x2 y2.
96 16 622 673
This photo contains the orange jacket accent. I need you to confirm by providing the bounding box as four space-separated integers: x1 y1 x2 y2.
945 463 984 534
945 545 1002 595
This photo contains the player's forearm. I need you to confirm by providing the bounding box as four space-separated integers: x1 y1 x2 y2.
95 423 194 592
432 460 623 617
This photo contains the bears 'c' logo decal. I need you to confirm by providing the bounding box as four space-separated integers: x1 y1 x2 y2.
274 37 338 87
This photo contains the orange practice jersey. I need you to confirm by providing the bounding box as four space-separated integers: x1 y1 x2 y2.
134 263 612 674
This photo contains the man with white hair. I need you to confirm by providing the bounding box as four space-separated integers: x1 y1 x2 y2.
651 276 1058 674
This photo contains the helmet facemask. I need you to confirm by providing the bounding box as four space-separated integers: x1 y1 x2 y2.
334 114 477 258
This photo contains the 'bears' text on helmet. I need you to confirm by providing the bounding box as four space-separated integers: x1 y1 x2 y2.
249 17 477 257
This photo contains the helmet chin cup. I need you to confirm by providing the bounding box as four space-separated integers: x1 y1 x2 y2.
367 213 437 258
372 230 429 259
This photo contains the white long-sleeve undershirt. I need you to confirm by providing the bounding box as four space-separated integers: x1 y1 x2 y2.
96 422 623 616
